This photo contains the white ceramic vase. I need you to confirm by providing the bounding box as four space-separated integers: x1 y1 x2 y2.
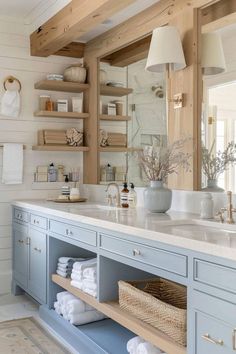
144 180 172 213
202 178 224 192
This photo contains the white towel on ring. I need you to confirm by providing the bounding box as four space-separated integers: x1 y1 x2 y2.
127 336 145 354
1 90 20 118
68 310 106 325
2 143 23 184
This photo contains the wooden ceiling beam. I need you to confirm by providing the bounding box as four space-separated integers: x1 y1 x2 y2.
201 0 236 26
30 0 136 57
54 42 85 58
102 36 151 67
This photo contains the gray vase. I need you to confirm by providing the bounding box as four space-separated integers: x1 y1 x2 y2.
202 178 224 192
144 180 172 213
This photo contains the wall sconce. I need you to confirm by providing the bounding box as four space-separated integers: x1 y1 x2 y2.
201 32 226 75
145 26 186 72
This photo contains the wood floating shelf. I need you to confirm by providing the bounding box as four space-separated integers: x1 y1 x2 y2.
32 145 89 152
34 80 89 93
100 85 133 97
52 274 186 354
99 114 131 121
100 147 141 153
34 111 89 119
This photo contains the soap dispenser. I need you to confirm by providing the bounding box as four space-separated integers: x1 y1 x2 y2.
61 175 70 197
121 182 129 208
128 183 137 208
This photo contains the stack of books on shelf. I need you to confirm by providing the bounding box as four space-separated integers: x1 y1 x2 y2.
38 130 67 145
107 133 127 147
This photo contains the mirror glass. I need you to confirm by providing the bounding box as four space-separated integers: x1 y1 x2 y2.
99 51 167 187
202 24 236 192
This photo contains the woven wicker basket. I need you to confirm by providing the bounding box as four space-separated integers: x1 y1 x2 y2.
118 278 187 346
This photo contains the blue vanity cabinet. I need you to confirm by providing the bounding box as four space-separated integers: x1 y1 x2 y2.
13 222 28 289
28 227 47 304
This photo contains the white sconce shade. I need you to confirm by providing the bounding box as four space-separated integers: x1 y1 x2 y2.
201 32 226 75
145 26 186 72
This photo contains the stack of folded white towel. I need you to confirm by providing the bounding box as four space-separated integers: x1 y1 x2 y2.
70 258 97 297
56 257 85 278
127 336 166 354
54 291 106 325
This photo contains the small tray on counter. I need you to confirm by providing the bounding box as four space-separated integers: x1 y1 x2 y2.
48 198 87 203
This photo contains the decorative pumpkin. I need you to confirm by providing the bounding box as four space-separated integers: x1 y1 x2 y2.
64 64 87 83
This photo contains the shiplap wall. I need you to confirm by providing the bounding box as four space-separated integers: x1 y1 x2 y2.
0 18 84 294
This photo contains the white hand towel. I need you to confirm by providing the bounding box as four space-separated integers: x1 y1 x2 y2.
73 258 97 271
127 336 145 354
82 287 97 297
56 269 70 278
54 301 61 315
2 143 23 184
56 291 69 302
1 90 20 118
71 279 83 290
137 342 163 354
71 272 83 281
66 298 94 314
83 267 97 280
82 279 97 291
71 269 83 276
68 309 106 325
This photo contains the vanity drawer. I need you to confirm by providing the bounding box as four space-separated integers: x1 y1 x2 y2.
100 234 187 277
194 259 236 294
49 220 97 247
195 311 234 354
30 214 47 230
14 208 29 223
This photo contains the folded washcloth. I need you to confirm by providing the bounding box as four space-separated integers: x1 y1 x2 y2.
71 272 83 281
68 309 106 325
73 258 97 272
82 279 97 291
71 269 83 276
83 266 97 279
65 298 94 314
127 336 145 354
58 257 84 264
57 263 73 270
137 342 164 354
56 269 70 278
82 287 97 297
71 279 83 290
56 291 69 302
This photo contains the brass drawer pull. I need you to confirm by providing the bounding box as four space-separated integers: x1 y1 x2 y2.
17 213 22 219
132 249 141 256
66 229 73 236
34 247 41 253
202 333 224 346
33 219 40 224
18 239 24 244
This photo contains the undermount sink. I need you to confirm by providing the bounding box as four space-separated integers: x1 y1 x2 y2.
157 219 236 245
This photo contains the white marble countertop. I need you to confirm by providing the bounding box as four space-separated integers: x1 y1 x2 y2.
12 200 236 261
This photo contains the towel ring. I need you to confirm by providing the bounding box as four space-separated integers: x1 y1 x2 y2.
3 76 21 92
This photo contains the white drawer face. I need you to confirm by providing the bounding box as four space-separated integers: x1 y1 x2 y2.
100 234 187 277
30 214 47 230
14 208 29 223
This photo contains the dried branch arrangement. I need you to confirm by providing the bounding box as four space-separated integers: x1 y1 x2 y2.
202 141 236 180
138 138 192 182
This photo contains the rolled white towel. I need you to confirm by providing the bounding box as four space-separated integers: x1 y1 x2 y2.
83 266 97 279
82 287 97 298
137 342 163 354
71 279 83 290
127 336 145 354
60 293 77 306
71 272 83 281
66 298 94 314
73 258 97 272
56 269 70 278
68 309 106 325
82 279 97 291
56 291 69 302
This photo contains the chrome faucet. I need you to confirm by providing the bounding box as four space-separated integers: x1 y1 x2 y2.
218 191 236 224
105 183 120 207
